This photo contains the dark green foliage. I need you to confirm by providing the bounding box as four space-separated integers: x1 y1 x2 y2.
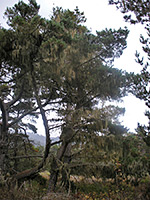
109 0 150 25
96 27 129 62
27 123 37 133
121 134 150 181
108 122 128 135
109 0 150 146
5 0 40 25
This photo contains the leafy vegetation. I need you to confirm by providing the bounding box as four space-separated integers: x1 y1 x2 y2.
0 0 149 199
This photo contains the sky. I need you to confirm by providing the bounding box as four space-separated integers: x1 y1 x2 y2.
0 0 148 134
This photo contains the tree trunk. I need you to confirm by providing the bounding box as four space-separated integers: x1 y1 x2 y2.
48 130 73 192
61 143 72 190
0 139 7 173
0 100 9 175
48 157 59 192
48 103 74 192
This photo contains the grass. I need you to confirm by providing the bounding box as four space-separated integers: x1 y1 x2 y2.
0 175 150 200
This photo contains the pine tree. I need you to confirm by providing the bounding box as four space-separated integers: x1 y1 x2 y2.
0 0 131 190
109 0 150 145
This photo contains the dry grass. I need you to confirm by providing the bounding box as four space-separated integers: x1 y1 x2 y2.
42 192 76 200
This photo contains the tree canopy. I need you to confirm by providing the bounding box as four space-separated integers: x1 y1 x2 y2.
0 0 132 192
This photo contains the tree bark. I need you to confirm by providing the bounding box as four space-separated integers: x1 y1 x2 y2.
61 142 72 190
48 102 75 192
48 126 74 191
48 157 59 192
0 99 9 174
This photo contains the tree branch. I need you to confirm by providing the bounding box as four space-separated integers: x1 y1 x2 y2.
8 95 51 128
8 107 38 127
76 52 106 70
49 124 64 131
12 70 52 182
51 139 62 146
31 68 51 162
10 155 43 160
6 81 25 109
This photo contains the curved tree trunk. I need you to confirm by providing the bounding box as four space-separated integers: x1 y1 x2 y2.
11 71 51 183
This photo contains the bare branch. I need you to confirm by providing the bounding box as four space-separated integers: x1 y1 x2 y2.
10 155 43 159
8 96 51 128
6 81 25 109
51 139 62 146
8 107 38 127
49 124 64 131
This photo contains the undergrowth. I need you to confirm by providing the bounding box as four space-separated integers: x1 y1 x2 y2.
0 176 150 200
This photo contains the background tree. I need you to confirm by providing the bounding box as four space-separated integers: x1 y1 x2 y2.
109 0 149 25
109 0 150 144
